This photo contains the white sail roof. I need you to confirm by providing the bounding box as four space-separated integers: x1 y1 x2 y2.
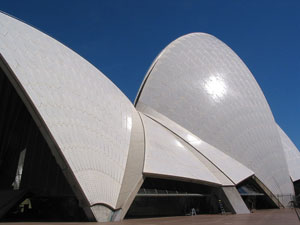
277 125 300 182
141 113 221 186
0 12 143 216
136 33 294 200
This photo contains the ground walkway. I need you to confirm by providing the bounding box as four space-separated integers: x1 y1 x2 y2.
3 209 299 225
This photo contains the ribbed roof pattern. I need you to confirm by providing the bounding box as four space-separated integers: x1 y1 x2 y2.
136 33 294 202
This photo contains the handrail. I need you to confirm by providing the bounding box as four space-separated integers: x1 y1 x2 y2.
292 201 300 221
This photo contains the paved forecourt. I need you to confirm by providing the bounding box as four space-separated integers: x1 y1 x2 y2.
2 209 299 225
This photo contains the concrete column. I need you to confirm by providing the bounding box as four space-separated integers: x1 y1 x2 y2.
221 186 250 214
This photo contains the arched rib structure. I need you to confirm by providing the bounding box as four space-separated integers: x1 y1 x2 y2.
0 12 144 221
135 33 294 204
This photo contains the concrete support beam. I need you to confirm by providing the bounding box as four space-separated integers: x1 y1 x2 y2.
252 176 284 208
221 186 250 214
90 205 113 222
112 112 145 221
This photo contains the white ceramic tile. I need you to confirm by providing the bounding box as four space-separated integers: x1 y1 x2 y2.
140 113 221 185
277 125 300 182
0 13 139 210
137 104 253 185
136 33 294 202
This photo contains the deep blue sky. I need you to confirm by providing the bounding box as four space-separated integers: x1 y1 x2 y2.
1 0 299 149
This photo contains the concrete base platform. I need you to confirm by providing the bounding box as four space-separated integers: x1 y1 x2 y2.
3 209 299 225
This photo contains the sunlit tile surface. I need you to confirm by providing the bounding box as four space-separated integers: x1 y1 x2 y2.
136 33 294 202
0 13 139 211
277 125 300 182
141 114 221 185
137 103 253 185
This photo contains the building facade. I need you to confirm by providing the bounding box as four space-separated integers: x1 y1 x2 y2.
0 12 299 222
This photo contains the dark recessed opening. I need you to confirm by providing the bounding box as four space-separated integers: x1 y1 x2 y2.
293 180 300 206
125 177 229 219
0 66 88 222
237 177 278 210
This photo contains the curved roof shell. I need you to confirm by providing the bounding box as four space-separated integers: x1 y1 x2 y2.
0 12 144 217
135 33 294 199
140 113 221 185
277 125 300 182
137 103 254 185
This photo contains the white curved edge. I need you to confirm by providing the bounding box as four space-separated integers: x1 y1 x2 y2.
137 103 254 185
277 124 300 182
0 12 142 221
140 113 221 186
134 32 293 206
134 32 211 106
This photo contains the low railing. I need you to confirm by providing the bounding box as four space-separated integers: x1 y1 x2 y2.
280 194 300 221
276 194 295 208
137 188 207 197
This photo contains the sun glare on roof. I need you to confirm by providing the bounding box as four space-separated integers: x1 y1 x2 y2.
127 116 132 130
186 134 202 145
175 140 185 149
204 75 227 101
